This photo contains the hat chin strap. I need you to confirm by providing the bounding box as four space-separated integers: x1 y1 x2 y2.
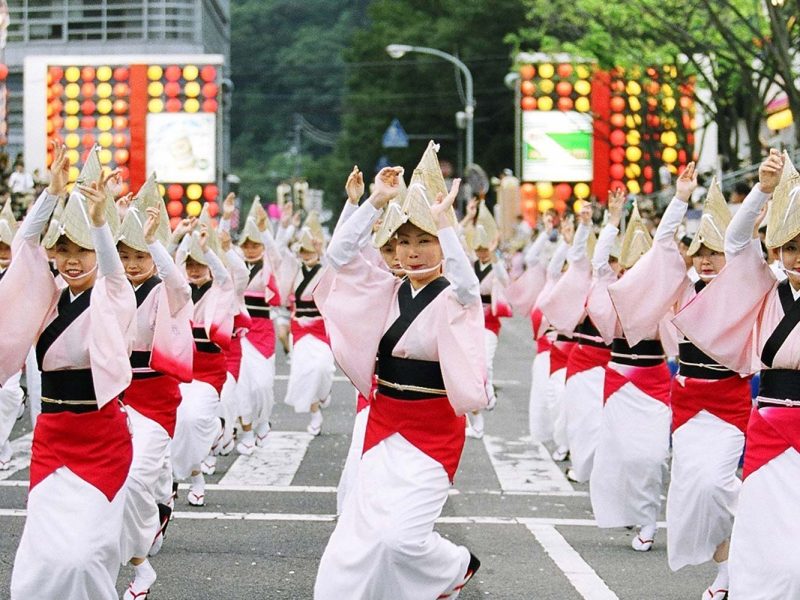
399 260 444 276
779 249 800 277
59 263 98 281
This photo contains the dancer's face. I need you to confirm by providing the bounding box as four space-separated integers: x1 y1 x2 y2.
692 245 725 282
240 240 264 263
396 223 443 287
780 234 800 289
118 242 155 286
475 247 492 264
379 238 402 276
54 235 97 294
185 256 211 286
0 241 10 268
299 248 320 268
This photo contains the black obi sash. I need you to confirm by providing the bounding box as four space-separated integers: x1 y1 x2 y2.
610 338 665 367
294 264 321 318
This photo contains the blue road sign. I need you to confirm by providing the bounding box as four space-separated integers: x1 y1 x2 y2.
382 118 409 148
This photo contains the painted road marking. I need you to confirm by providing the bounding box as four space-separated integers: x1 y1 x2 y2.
483 434 574 493
0 433 32 481
219 431 314 487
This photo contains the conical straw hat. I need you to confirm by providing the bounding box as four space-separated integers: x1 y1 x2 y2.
618 202 652 269
609 234 622 260
765 151 800 249
466 202 498 250
117 174 171 253
0 198 18 246
186 204 221 265
295 211 324 253
372 175 408 248
239 196 267 246
687 177 731 255
586 227 597 261
42 197 65 248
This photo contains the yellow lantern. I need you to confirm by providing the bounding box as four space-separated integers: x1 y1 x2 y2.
626 164 641 178
538 79 554 94
574 80 591 96
65 66 81 82
575 65 591 79
625 81 641 96
187 184 203 200
65 133 80 148
574 182 591 199
626 130 640 146
98 131 113 147
538 63 555 79
628 96 641 112
661 83 674 97
625 115 636 129
158 184 167 197
64 100 80 115
97 115 113 131
184 98 200 113
183 65 199 81
99 149 113 164
662 97 676 112
148 99 164 113
67 149 80 166
767 109 794 131
186 200 202 217
68 166 80 182
627 180 641 194
538 199 554 212
64 115 80 130
96 82 112 98
537 181 554 199
97 98 112 114
633 114 642 126
65 83 80 99
537 96 554 111
662 147 678 163
573 199 585 213
184 81 201 98
148 81 164 97
626 146 642 162
147 65 163 80
96 66 112 81
575 97 590 112
660 131 677 146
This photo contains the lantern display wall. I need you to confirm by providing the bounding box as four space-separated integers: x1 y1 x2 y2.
517 59 696 222
31 55 224 229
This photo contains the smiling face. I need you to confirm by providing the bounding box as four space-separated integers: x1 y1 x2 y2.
396 223 443 287
379 237 402 275
780 234 800 289
298 248 319 267
240 239 264 263
117 242 155 286
475 247 492 264
691 245 725 281
184 255 211 286
0 241 10 269
54 235 97 294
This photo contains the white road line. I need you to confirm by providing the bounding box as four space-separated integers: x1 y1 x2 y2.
219 431 314 486
0 433 32 481
483 434 574 493
525 522 620 600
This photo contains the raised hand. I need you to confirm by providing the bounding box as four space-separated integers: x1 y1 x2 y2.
197 224 209 253
291 211 302 228
143 206 160 244
607 188 625 227
759 148 784 194
345 165 365 205
254 197 269 232
432 178 460 230
47 141 70 197
106 168 124 199
116 192 133 220
675 161 698 202
222 192 236 220
219 229 232 252
280 201 293 228
369 166 404 209
171 217 196 243
578 204 593 226
561 216 575 245
80 180 109 227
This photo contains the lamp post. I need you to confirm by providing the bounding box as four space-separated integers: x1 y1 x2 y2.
386 44 475 166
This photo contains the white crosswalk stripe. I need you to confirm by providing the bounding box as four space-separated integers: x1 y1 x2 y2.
0 433 32 481
482 434 574 493
218 431 315 486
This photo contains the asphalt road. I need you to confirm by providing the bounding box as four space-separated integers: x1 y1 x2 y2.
0 316 718 599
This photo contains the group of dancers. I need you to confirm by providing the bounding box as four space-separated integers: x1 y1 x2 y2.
0 137 798 600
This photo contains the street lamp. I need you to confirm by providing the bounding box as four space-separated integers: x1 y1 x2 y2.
386 44 475 166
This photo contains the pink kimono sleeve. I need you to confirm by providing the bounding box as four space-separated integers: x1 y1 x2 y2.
313 255 399 398
438 293 489 415
586 270 618 345
151 285 194 383
203 278 236 351
608 238 688 346
0 238 60 382
539 256 591 334
672 240 775 374
505 263 546 318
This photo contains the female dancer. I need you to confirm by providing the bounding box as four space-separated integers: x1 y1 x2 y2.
674 150 799 598
313 147 487 599
2 145 136 599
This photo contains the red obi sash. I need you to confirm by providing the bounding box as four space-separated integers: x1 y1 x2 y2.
363 392 466 483
124 374 183 437
30 401 132 502
670 375 752 433
357 376 377 413
483 306 501 336
245 315 276 359
549 341 576 375
291 317 330 346
566 344 611 381
194 350 227 395
742 406 800 480
225 335 243 379
603 362 671 406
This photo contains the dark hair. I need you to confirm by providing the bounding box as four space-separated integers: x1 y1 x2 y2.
733 182 750 196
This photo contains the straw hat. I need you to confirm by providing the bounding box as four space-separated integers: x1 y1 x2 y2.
372 175 408 248
765 150 800 249
239 196 268 246
117 173 171 253
609 234 622 260
618 201 652 269
687 177 731 255
294 211 324 253
0 199 17 246
465 202 499 251
41 197 65 249
186 204 221 265
586 227 597 261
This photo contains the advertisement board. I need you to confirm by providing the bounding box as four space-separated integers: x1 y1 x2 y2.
522 111 593 182
147 112 215 183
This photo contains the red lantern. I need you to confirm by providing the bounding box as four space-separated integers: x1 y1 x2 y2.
686 133 695 145
51 82 64 98
610 180 626 192
113 133 127 147
647 98 658 111
206 201 219 217
202 82 218 98
610 147 626 163
610 129 626 147
81 100 96 115
678 149 687 164
0 64 9 81
113 83 130 97
520 81 535 96
166 98 182 112
168 185 184 201
51 116 64 129
114 149 129 164
553 199 567 213
643 166 654 180
49 66 64 81
610 164 625 180
200 65 217 82
113 116 128 130
679 96 692 109
113 99 128 114
80 116 96 130
557 97 573 111
164 81 181 97
81 82 96 98
610 113 626 128
169 216 182 229
557 63 573 78
202 99 218 113
203 184 219 201
682 114 692 130
519 64 535 80
555 81 572 97
82 133 95 147
610 96 626 113
611 80 625 93
642 181 654 194
167 200 184 218
646 81 660 96
165 65 182 81
118 166 130 181
521 97 537 111
80 66 96 82
555 183 572 201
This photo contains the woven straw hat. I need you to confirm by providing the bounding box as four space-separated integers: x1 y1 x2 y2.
185 204 222 265
42 197 65 249
372 174 408 248
609 234 622 260
239 196 268 246
765 150 800 249
619 202 652 269
465 202 499 250
117 173 171 253
294 210 324 253
687 177 731 255
0 199 17 246
586 227 597 261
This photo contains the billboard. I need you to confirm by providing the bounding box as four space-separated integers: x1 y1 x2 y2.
147 112 215 183
522 111 593 182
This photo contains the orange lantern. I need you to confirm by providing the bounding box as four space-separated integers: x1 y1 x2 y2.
519 64 535 80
